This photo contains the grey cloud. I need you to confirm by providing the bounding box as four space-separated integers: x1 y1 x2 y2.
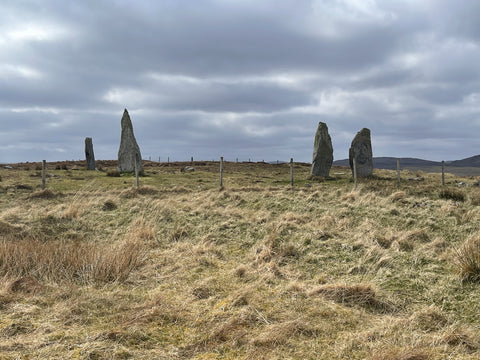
1 1 480 163
124 79 314 113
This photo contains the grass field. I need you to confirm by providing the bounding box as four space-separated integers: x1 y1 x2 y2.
402 165 480 177
0 160 479 359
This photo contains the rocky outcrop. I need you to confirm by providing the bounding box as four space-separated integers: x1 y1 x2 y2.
118 109 142 173
310 122 333 177
349 128 373 177
85 137 95 170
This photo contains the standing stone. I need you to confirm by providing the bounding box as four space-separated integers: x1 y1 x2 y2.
118 109 142 173
85 137 95 170
310 122 333 177
349 128 373 177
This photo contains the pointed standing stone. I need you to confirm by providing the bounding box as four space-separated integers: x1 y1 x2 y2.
310 122 333 177
85 137 95 170
349 128 373 177
118 109 142 173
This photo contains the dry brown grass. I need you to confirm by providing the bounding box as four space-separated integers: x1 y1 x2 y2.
4 276 44 294
1 163 480 359
0 220 21 235
454 235 480 281
391 190 407 201
468 189 480 206
441 326 480 352
251 319 316 347
309 283 384 309
136 185 159 195
102 199 118 210
28 188 57 199
62 203 82 218
439 187 465 202
408 306 449 332
372 348 432 360
106 169 121 177
0 237 143 284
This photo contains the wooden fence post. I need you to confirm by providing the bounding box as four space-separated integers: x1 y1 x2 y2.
290 158 294 188
220 156 224 188
353 157 358 190
42 160 46 189
397 159 401 186
442 160 445 186
135 153 140 188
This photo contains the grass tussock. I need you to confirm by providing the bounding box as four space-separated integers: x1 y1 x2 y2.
390 190 406 202
439 188 465 202
442 327 480 352
403 229 430 243
309 283 384 309
4 276 43 294
120 186 159 199
251 319 316 347
15 183 33 190
136 185 159 195
168 224 189 242
0 220 21 235
454 235 480 281
106 170 121 177
0 238 143 284
372 348 432 360
62 203 82 219
28 188 57 199
468 190 480 205
409 306 449 332
102 199 118 211
128 217 157 242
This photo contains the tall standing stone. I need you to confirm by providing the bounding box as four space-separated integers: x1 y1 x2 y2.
118 109 142 173
310 122 333 177
349 128 373 177
85 137 95 170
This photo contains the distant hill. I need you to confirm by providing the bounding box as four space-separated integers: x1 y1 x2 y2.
333 157 441 169
447 155 480 167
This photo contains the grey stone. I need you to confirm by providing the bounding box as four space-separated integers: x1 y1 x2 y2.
310 122 333 177
349 128 373 177
85 137 95 170
118 109 142 173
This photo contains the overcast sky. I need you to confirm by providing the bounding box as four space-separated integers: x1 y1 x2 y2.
1 0 480 163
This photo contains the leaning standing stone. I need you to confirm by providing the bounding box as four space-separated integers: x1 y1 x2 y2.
349 128 373 177
310 122 333 177
85 137 95 170
118 109 143 173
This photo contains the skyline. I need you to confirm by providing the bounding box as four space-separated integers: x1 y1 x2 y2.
2 1 480 163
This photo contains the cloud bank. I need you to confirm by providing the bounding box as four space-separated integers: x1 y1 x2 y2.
1 0 480 163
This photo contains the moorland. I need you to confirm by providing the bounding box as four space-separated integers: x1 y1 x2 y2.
0 160 479 359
